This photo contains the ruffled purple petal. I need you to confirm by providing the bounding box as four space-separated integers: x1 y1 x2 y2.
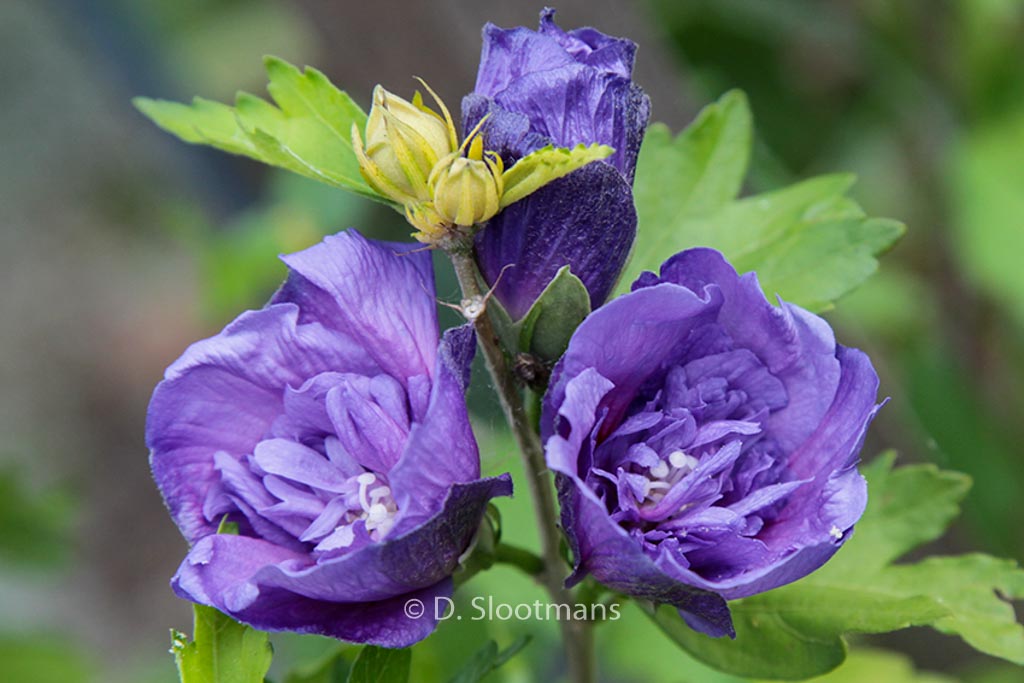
389 325 483 532
543 282 722 436
234 579 452 648
150 228 509 646
493 64 649 180
641 248 843 452
538 8 637 78
543 368 733 636
147 305 376 543
276 231 438 383
468 10 650 318
324 375 410 474
560 480 734 637
474 22 579 99
461 94 548 166
474 162 637 320
174 476 511 605
173 533 452 648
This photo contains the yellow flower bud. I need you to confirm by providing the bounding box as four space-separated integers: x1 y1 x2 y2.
352 83 458 204
429 135 504 227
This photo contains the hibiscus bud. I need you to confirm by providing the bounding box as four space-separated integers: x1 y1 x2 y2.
354 84 458 204
465 8 651 320
429 136 504 227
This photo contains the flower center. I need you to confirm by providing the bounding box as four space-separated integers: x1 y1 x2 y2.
642 450 700 508
305 470 399 552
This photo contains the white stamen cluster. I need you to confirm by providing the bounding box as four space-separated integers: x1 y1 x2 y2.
314 472 398 552
356 472 398 537
640 450 700 505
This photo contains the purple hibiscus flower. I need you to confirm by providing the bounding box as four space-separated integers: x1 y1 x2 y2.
147 231 511 647
541 249 882 637
463 8 651 320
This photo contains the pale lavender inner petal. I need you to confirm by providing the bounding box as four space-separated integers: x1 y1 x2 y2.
206 370 412 561
587 321 806 582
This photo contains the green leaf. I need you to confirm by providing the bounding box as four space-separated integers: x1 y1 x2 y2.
517 265 591 362
447 636 532 683
831 453 971 573
632 90 752 221
500 143 614 208
881 555 1024 662
905 344 1023 556
135 57 384 202
646 601 848 680
647 455 1024 679
623 91 905 310
172 604 273 683
780 647 956 683
345 646 409 683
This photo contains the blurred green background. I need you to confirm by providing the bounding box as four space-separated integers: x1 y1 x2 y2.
1 1 1022 681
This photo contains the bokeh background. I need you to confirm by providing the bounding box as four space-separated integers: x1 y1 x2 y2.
1 1 1022 681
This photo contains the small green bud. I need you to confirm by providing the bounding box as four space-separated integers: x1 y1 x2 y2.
429 135 504 227
352 83 458 204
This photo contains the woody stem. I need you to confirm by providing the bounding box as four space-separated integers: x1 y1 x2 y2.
448 243 594 683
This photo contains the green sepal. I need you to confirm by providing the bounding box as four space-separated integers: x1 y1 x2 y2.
516 265 591 362
171 605 273 683
217 514 239 536
499 143 614 209
134 57 388 204
483 265 590 370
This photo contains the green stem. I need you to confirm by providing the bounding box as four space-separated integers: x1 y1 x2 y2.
448 244 594 683
494 542 546 577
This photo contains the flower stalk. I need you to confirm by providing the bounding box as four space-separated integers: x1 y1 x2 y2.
448 244 594 683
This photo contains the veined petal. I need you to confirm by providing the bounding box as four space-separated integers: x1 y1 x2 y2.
538 8 637 78
475 162 637 320
147 305 375 542
276 231 438 383
474 22 578 99
494 64 648 180
389 325 483 531
173 534 451 648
